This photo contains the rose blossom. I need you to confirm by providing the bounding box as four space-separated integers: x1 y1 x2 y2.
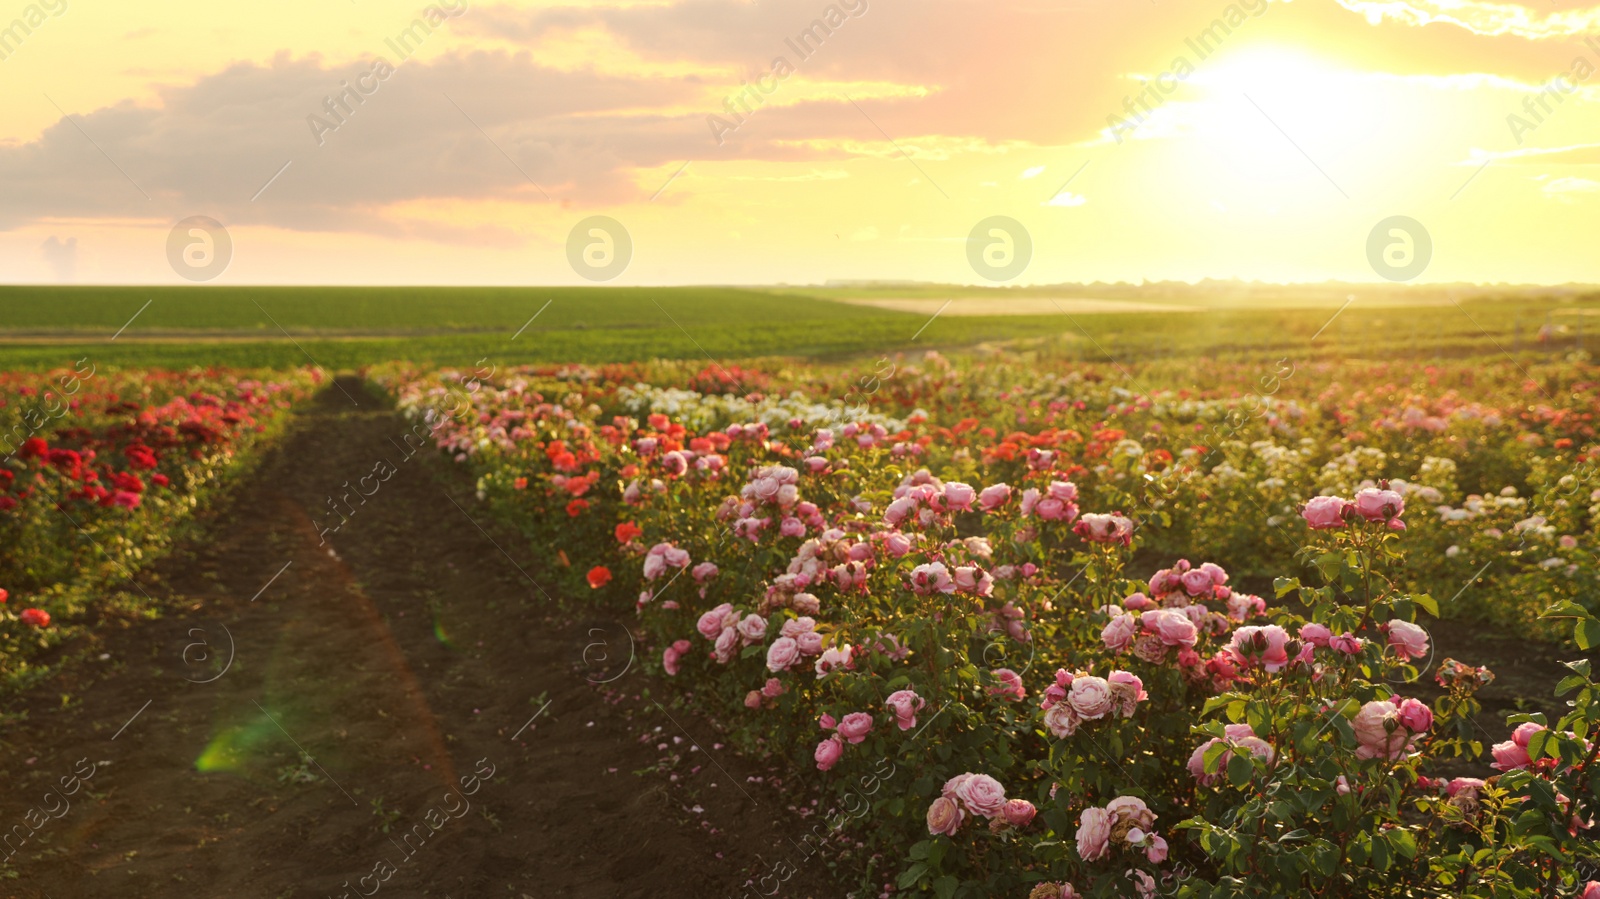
1044 703 1080 738
766 636 800 672
943 482 976 511
953 773 1008 819
1107 670 1147 717
1067 676 1114 720
736 614 768 644
885 689 925 730
1299 622 1333 647
1386 620 1429 660
1002 799 1037 828
697 604 734 640
814 736 843 771
836 712 874 744
979 483 1012 511
1354 486 1405 524
1075 807 1111 861
989 668 1026 702
926 796 964 836
1102 613 1138 652
1140 608 1198 647
1301 495 1349 529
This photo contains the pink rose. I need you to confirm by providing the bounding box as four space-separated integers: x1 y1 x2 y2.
1301 495 1349 529
1300 623 1332 647
1354 487 1405 523
1584 883 1600 899
943 482 976 511
1067 676 1114 720
1019 487 1041 517
766 636 800 672
926 796 964 836
662 646 682 676
780 616 816 638
953 773 1007 819
1352 700 1414 760
1329 632 1364 655
1043 703 1080 739
698 604 734 640
1512 721 1546 747
796 631 824 655
1393 697 1432 734
989 668 1026 702
1140 609 1198 647
1491 739 1531 771
1180 569 1214 597
1107 670 1147 717
713 626 739 662
737 613 768 643
885 689 925 731
882 531 914 557
1002 799 1036 828
1386 620 1429 660
909 562 955 595
979 483 1012 511
779 517 806 538
884 496 917 525
761 677 785 698
692 561 719 583
814 736 843 771
744 690 762 709
1146 834 1169 863
1102 613 1138 652
1075 807 1111 861
837 712 874 744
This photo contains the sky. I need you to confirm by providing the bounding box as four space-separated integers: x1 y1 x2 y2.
0 0 1598 286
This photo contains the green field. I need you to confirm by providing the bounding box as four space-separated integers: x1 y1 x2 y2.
0 284 1596 371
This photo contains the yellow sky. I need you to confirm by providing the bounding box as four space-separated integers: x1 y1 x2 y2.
0 0 1597 285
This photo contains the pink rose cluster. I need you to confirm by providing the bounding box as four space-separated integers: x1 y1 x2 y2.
641 542 691 581
926 773 1035 836
1351 695 1432 760
1490 721 1547 772
1301 486 1406 531
814 710 877 771
695 603 768 664
660 639 693 676
1187 723 1276 786
740 464 800 510
743 677 787 710
1102 608 1198 663
1039 669 1147 738
884 470 972 529
1075 796 1167 863
1148 559 1228 603
764 616 826 673
1073 511 1134 545
1019 480 1080 523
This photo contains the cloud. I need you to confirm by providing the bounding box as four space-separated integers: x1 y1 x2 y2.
1329 0 1600 40
39 235 76 281
1043 191 1086 207
1020 165 1045 179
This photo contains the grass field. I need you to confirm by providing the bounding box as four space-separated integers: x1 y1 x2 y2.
1 284 1597 371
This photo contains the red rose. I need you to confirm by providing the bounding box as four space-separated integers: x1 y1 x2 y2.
586 566 612 589
614 521 643 543
566 499 589 517
20 608 49 627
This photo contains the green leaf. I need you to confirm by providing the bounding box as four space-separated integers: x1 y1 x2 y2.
898 862 929 889
1412 593 1439 617
1273 577 1301 599
1577 618 1600 651
1227 753 1254 788
908 841 930 861
933 876 959 899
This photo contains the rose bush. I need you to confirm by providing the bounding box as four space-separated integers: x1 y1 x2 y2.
372 354 1600 897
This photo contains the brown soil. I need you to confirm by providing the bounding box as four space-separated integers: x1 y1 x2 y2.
0 380 837 899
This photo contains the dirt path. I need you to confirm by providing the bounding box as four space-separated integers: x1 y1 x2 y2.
2 380 836 899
